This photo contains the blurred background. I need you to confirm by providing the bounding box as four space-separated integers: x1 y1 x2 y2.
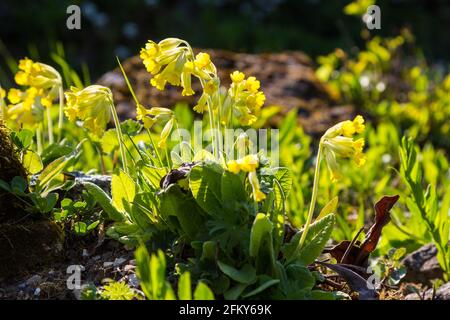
1 0 450 83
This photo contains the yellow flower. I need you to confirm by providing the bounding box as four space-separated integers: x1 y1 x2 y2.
226 154 259 173
0 88 5 99
352 115 365 133
244 76 260 93
15 58 61 91
227 160 241 174
227 72 265 125
204 80 216 95
194 52 211 69
7 89 22 104
248 171 266 202
193 93 208 113
158 117 175 149
64 85 113 137
230 71 245 83
321 115 366 181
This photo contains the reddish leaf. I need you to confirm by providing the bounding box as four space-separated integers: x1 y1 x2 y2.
323 195 399 267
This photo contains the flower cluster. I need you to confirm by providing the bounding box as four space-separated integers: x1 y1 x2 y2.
222 71 266 126
64 85 113 137
136 105 176 148
4 58 62 126
4 87 44 125
13 58 61 108
227 154 266 202
140 38 216 98
321 115 366 181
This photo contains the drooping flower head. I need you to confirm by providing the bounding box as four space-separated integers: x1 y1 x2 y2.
14 58 61 108
140 38 216 96
64 85 113 137
321 115 366 181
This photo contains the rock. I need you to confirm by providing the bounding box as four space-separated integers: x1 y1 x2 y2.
113 257 127 268
402 243 443 285
34 288 41 296
97 50 348 137
26 275 42 287
405 282 450 300
123 264 135 273
435 282 450 300
128 274 139 288
103 262 114 268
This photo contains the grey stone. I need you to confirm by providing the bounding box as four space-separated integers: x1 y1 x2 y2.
26 275 42 287
402 243 443 285
128 274 140 288
113 257 127 267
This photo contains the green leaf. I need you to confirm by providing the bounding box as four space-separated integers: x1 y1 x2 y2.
112 170 136 213
242 277 279 298
316 196 338 221
178 272 192 300
0 179 11 192
11 129 33 150
83 182 125 221
135 247 175 300
158 184 205 240
121 119 142 136
41 144 73 165
283 213 335 265
189 163 223 216
35 148 78 194
11 176 27 194
249 213 273 258
141 165 167 189
73 221 87 235
273 167 292 197
217 261 256 284
23 150 43 174
87 220 100 231
193 282 215 300
100 129 119 154
224 283 247 300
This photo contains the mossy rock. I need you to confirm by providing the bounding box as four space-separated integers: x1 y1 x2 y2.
0 122 64 279
0 122 28 224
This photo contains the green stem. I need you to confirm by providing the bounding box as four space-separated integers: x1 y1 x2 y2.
57 82 64 142
146 128 165 169
109 99 128 174
46 107 54 144
297 142 323 251
36 126 43 154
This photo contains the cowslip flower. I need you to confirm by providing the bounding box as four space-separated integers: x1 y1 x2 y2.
321 115 366 181
5 87 44 126
225 71 266 126
14 58 61 107
158 116 175 149
227 154 259 174
140 38 218 102
226 154 265 202
64 85 113 137
136 104 174 131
